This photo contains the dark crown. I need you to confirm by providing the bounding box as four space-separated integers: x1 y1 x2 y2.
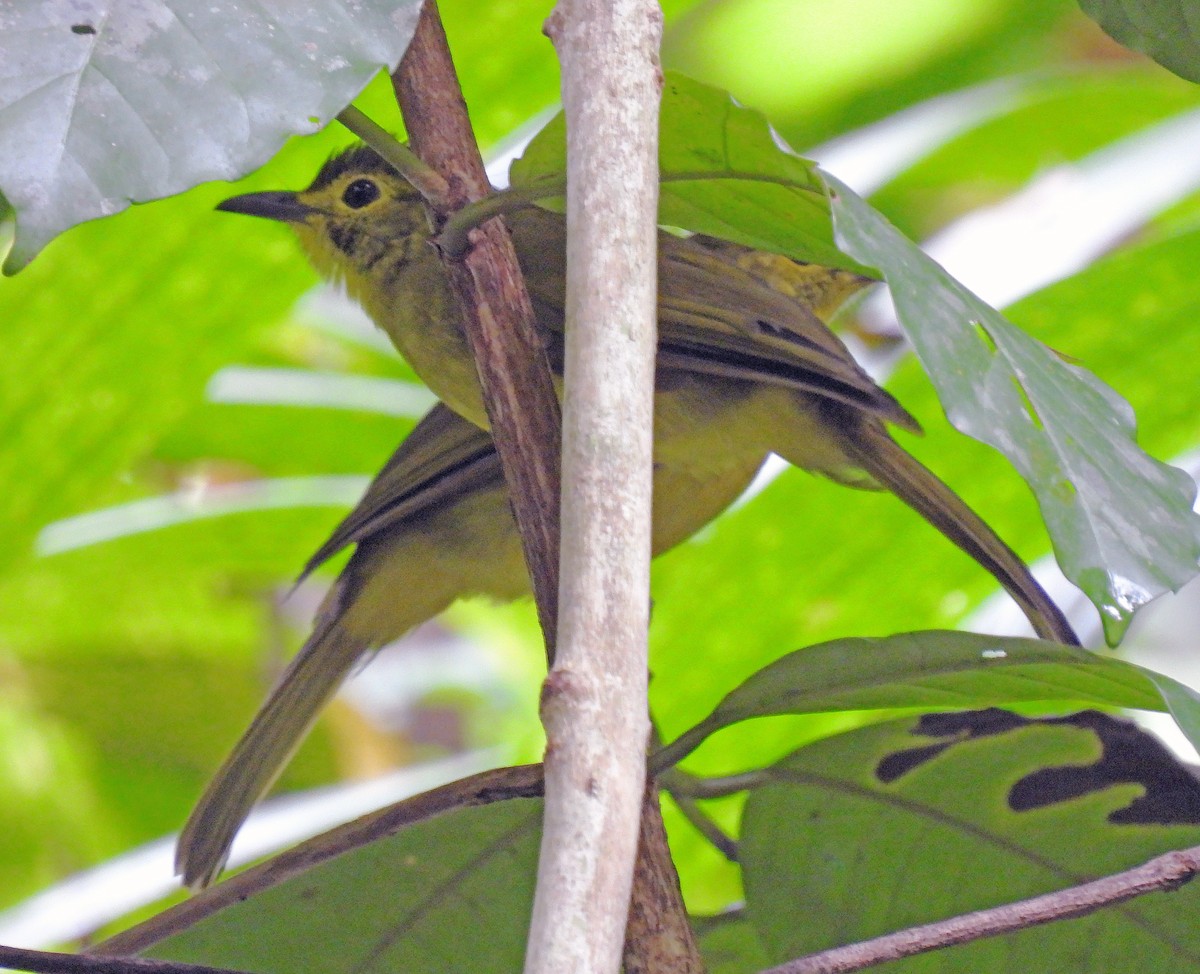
307 144 401 192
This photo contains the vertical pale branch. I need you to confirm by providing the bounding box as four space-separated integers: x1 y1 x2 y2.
527 2 664 974
392 1 563 653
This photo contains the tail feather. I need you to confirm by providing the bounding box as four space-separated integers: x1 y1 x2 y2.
836 421 1078 646
175 606 368 889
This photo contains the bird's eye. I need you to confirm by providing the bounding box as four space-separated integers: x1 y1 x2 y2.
341 178 380 209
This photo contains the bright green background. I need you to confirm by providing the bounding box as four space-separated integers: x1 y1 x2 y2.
3 0 1200 963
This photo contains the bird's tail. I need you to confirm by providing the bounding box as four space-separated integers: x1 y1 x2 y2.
832 420 1078 646
175 602 368 890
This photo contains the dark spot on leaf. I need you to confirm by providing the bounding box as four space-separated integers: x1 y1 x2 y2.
877 709 1028 782
876 708 1200 826
876 741 951 782
71 23 96 35
1011 711 1200 826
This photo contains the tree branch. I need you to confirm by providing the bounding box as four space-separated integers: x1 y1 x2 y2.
770 844 1200 974
95 766 545 957
391 0 563 655
663 787 739 863
623 787 706 974
0 945 248 974
524 2 665 973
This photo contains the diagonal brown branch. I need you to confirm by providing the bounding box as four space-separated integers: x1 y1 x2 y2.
769 844 1200 974
0 946 249 974
623 785 705 974
95 766 546 957
391 0 562 656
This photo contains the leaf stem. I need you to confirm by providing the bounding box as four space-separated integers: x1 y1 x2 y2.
435 179 564 257
335 105 450 204
663 787 739 862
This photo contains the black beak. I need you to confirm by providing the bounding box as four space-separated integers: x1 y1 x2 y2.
216 190 315 222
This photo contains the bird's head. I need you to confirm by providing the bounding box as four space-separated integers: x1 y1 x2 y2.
217 145 432 287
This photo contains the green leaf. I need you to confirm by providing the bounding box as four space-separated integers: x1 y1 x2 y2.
1078 0 1200 83
740 710 1200 971
0 0 423 270
654 631 1170 769
511 72 867 273
1141 669 1200 759
826 173 1200 644
104 789 542 974
696 913 771 974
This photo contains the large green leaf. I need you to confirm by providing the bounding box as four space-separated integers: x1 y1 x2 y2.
1078 0 1200 83
827 173 1200 643
100 778 543 974
510 73 865 273
741 710 1200 971
648 227 1200 778
513 72 1200 644
0 0 423 270
653 631 1182 770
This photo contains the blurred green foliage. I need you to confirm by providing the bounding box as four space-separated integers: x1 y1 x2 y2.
2 0 1200 955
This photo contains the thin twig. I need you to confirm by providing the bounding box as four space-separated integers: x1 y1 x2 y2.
434 184 558 258
663 788 739 862
0 945 249 974
658 766 770 799
769 845 1200 974
334 106 449 202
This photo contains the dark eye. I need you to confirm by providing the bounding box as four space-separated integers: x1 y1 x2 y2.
341 178 380 209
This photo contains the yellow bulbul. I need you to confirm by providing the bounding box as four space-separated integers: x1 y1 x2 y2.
177 145 1076 888
178 402 766 887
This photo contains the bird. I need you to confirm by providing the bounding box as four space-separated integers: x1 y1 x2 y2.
176 401 769 887
177 144 1077 887
216 145 1075 646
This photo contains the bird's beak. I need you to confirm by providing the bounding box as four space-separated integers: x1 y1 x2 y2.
216 190 315 223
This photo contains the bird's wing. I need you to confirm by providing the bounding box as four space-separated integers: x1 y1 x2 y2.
508 207 919 433
300 403 502 579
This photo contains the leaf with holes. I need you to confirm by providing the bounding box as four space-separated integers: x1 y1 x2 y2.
825 173 1200 644
0 0 422 271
